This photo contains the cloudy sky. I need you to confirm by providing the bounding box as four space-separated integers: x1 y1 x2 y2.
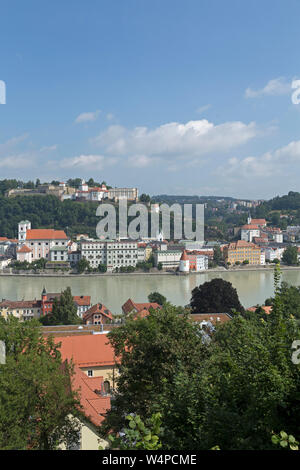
1 0 300 199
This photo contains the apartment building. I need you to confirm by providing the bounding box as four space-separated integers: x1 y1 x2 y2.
0 299 42 321
223 240 263 265
153 249 182 269
80 239 138 272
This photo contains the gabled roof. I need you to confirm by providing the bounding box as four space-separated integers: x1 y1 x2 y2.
17 245 32 253
83 303 113 322
122 298 161 316
73 295 91 307
26 229 68 240
54 333 116 367
71 364 110 427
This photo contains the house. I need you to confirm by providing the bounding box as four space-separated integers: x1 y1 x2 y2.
241 224 260 242
247 305 272 315
0 299 42 321
223 240 263 265
73 296 92 318
83 303 113 325
17 221 69 263
122 298 161 319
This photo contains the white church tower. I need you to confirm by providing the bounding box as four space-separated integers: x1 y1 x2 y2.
18 220 31 243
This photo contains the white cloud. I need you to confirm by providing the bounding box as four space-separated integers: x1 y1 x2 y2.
196 104 211 114
217 140 300 180
127 155 157 168
40 144 57 152
75 110 100 124
91 119 258 160
59 154 118 170
106 113 114 121
0 154 34 169
245 77 291 98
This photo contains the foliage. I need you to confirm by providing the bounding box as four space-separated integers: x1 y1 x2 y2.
104 413 162 450
148 292 167 306
271 431 299 450
282 246 299 266
0 317 80 449
213 246 223 265
190 278 245 314
40 287 81 325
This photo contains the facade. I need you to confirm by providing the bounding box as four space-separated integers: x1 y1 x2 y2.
122 298 161 319
83 303 113 324
224 240 263 265
73 296 92 318
241 224 260 242
80 239 138 272
17 222 69 263
107 187 138 201
153 249 182 269
0 299 42 321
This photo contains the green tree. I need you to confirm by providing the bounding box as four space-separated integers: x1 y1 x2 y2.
40 287 81 325
77 258 91 273
282 246 298 266
148 292 167 306
190 278 244 314
213 245 223 265
0 317 80 449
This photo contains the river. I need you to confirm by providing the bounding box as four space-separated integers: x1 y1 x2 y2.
1 269 300 314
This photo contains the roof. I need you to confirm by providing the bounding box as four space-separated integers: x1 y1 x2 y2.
122 298 161 316
247 305 272 314
180 250 189 261
83 303 113 322
251 218 266 225
71 364 110 427
17 245 32 253
187 313 232 325
26 229 68 240
73 295 91 306
226 240 260 250
0 299 41 309
54 333 116 367
241 224 259 230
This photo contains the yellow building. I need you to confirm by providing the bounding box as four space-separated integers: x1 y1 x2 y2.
224 240 261 265
0 300 42 321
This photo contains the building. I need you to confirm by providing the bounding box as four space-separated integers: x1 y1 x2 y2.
83 303 113 325
265 247 284 262
107 187 138 201
80 239 138 272
223 240 263 265
17 222 69 263
122 298 161 319
0 299 42 321
153 249 182 269
73 296 92 318
241 224 260 242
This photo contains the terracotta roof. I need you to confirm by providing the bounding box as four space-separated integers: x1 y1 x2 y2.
26 229 68 240
17 245 32 253
241 224 259 230
180 250 189 261
122 298 161 316
251 218 266 225
227 240 260 250
54 334 116 367
187 313 232 325
247 305 272 314
73 295 91 307
83 303 113 322
71 364 110 427
0 299 41 309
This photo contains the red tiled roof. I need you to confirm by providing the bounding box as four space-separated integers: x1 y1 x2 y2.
251 218 266 225
83 303 113 322
0 299 41 309
54 334 116 367
71 364 110 427
247 305 272 314
17 245 32 253
73 295 91 307
241 224 259 230
122 298 161 316
26 229 68 240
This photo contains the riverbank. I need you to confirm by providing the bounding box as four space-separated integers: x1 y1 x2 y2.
0 264 299 278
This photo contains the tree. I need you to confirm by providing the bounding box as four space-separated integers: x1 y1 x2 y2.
157 262 163 271
282 246 298 266
190 278 244 314
77 258 91 273
0 317 80 449
213 246 223 265
98 263 107 273
148 292 167 306
40 287 81 325
100 305 207 448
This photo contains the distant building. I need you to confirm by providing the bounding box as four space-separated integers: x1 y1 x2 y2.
122 298 161 319
224 240 263 265
83 303 113 325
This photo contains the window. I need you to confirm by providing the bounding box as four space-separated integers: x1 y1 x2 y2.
87 370 93 377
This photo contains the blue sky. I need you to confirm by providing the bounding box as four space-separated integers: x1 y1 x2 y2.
0 0 300 199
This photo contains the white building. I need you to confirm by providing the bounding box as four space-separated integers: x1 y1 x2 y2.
241 224 260 242
154 250 182 269
80 239 138 272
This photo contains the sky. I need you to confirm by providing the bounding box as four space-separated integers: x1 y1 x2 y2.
0 0 300 199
